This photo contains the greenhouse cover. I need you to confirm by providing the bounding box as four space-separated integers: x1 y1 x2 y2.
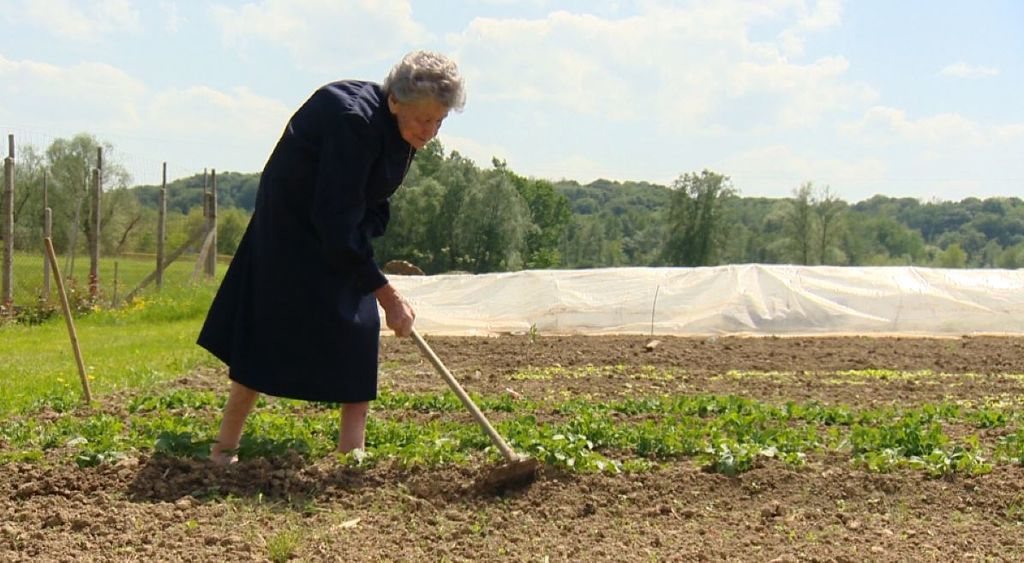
385 265 1024 337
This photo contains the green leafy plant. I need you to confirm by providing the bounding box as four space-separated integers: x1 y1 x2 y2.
995 429 1024 464
850 415 948 458
154 431 214 459
857 447 903 473
4 377 1024 482
971 407 1009 429
700 440 760 476
909 443 992 479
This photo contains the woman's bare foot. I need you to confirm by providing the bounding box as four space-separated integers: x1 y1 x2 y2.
209 445 239 466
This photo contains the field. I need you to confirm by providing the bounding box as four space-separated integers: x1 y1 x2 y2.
3 255 1024 560
4 319 1024 560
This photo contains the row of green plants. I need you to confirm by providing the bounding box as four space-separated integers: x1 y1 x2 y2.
3 388 1023 479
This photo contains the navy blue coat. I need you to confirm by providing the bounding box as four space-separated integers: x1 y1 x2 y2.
197 80 414 403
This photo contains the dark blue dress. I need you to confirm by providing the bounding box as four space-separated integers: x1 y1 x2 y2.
197 80 413 403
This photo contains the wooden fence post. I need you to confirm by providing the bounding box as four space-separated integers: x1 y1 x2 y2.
112 261 119 307
156 162 167 290
206 168 217 278
42 171 51 301
88 167 101 300
203 168 208 219
2 152 13 313
43 207 52 302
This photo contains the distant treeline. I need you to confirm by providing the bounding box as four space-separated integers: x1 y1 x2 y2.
6 134 1024 272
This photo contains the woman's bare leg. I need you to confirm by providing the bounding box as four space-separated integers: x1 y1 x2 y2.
210 380 260 464
338 401 370 453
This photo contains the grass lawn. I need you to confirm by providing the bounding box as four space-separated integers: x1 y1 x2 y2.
0 252 224 415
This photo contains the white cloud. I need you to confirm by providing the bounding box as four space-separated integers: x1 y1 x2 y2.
0 55 146 127
448 0 873 132
210 0 430 72
159 2 183 34
726 55 876 129
715 144 886 198
831 106 1024 200
939 62 1000 79
777 0 843 57
438 133 512 168
841 106 988 148
537 153 624 183
798 0 842 31
995 123 1024 142
0 54 290 181
148 86 290 138
16 0 141 41
449 11 639 119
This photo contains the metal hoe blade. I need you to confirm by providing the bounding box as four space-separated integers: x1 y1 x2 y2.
472 457 540 494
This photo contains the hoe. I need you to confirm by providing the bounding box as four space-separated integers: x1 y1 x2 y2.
411 329 539 492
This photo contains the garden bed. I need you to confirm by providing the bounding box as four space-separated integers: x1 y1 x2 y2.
3 335 1024 561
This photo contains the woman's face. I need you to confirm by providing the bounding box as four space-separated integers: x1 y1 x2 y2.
389 96 449 149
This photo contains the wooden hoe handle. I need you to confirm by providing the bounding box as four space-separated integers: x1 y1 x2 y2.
410 328 519 463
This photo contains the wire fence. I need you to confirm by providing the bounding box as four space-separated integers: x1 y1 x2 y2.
1 132 221 315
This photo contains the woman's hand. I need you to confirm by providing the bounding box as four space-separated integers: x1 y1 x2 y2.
374 283 416 337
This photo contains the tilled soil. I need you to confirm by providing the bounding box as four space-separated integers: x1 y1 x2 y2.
4 335 1024 562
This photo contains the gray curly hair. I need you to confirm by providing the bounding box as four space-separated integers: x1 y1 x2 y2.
383 51 466 112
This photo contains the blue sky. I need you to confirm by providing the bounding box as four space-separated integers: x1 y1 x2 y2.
1 0 1021 202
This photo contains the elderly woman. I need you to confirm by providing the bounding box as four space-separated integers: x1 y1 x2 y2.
198 51 466 463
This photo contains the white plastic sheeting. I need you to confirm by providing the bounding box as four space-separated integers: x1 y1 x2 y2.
383 265 1024 336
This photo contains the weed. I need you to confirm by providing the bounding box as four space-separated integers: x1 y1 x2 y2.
1005 494 1024 522
266 528 303 563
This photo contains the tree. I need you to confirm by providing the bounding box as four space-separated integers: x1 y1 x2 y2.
997 242 1024 269
43 134 131 256
560 215 608 268
937 243 967 268
414 139 446 179
9 144 47 250
813 185 845 264
661 170 735 266
453 170 531 272
432 151 479 271
376 176 446 270
784 182 816 265
217 207 250 254
504 171 571 269
863 216 926 264
104 189 143 255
